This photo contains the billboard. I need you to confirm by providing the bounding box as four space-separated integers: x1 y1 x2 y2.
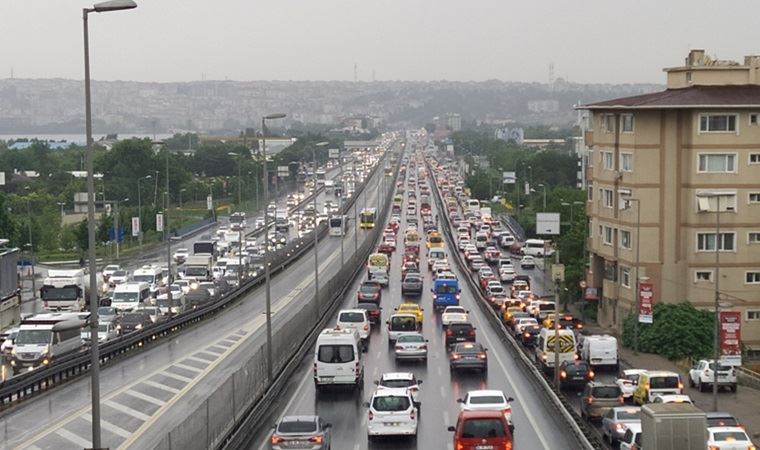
638 282 654 324
131 217 140 237
536 212 560 235
156 213 164 232
502 171 516 184
0 247 19 300
277 166 289 177
719 311 742 366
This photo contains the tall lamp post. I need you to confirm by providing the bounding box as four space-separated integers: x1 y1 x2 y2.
228 152 243 208
24 187 36 303
83 1 137 448
312 142 329 318
154 140 174 318
178 188 186 209
262 113 286 381
537 183 547 211
137 174 152 256
697 192 725 412
623 196 642 354
112 197 128 260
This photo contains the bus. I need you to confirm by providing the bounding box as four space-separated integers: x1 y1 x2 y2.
315 169 326 187
360 208 377 229
329 215 348 236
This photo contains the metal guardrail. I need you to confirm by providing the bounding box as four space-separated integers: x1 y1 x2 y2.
736 366 760 390
427 158 600 450
0 157 380 412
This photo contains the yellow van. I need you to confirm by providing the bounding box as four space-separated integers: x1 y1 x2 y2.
632 370 683 405
367 253 390 275
426 231 444 249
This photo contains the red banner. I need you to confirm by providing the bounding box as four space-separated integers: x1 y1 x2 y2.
638 282 654 324
719 311 742 366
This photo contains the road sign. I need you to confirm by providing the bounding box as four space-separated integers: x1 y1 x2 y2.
206 195 213 210
536 212 560 235
638 282 654 323
329 148 340 159
551 264 565 282
277 166 289 177
719 311 742 366
131 217 140 237
502 171 516 184
156 213 164 232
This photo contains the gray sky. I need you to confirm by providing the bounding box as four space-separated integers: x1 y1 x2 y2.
1 0 758 84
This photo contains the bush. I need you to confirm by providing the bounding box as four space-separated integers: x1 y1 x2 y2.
622 302 714 361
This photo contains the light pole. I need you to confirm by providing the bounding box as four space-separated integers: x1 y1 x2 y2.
83 1 137 448
338 149 344 265
113 197 128 260
697 192 724 412
154 140 174 318
228 152 242 208
353 159 359 254
560 200 585 223
178 188 186 209
23 188 35 303
56 201 66 223
537 183 547 211
137 174 151 257
312 142 329 318
624 197 642 354
262 113 286 381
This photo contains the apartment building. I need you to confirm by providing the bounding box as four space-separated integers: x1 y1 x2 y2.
581 50 760 355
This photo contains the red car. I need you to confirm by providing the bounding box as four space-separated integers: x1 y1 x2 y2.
448 410 513 450
401 261 419 279
484 247 501 264
377 242 394 255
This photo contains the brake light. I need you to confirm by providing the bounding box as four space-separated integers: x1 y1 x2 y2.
588 370 595 379
409 386 418 392
505 443 513 450
420 344 427 350
524 332 530 338
586 397 593 405
410 409 416 420
271 435 284 444
363 323 369 331
368 411 374 421
456 294 461 300
560 371 567 379
451 353 461 360
678 382 684 390
395 345 403 351
308 436 323 444
446 329 453 336
478 353 487 360
456 442 464 450
468 330 476 336
618 396 624 404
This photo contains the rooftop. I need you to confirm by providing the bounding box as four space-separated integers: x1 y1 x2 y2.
581 85 760 110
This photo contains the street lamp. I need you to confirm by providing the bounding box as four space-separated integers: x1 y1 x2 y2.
560 200 585 223
137 174 152 256
23 187 35 304
537 183 547 211
83 1 137 448
154 140 174 318
56 201 66 223
112 197 128 259
262 112 286 382
696 191 726 413
178 188 186 209
228 152 243 208
312 141 329 319
623 197 642 355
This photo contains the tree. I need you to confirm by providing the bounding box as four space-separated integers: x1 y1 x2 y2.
622 303 714 360
0 193 19 244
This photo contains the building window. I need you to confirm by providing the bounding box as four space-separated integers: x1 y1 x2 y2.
750 153 760 164
696 232 736 252
698 153 737 173
604 114 615 133
750 113 759 126
603 189 614 208
696 191 737 212
621 114 634 133
750 193 760 204
620 152 633 172
699 114 737 133
749 232 760 244
619 189 632 210
620 230 632 249
694 270 713 283
620 267 631 288
598 225 603 237
603 151 614 170
603 226 614 245
747 310 760 321
587 186 593 201
746 272 760 284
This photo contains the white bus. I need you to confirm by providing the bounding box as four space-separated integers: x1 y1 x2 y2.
329 215 348 236
522 239 555 257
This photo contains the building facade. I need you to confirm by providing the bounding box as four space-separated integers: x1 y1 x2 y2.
581 50 760 356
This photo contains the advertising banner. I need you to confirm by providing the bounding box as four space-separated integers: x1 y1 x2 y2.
502 171 516 184
206 195 213 210
131 217 140 237
638 282 654 323
156 213 164 232
719 311 742 366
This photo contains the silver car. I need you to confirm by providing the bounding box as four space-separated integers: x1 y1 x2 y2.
393 332 428 361
601 406 641 444
270 415 332 450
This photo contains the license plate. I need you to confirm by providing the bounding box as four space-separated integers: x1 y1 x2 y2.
475 446 493 450
572 376 585 380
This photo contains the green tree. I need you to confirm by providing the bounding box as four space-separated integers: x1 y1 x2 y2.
622 303 714 360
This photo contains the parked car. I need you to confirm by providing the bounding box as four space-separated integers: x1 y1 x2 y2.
688 359 738 393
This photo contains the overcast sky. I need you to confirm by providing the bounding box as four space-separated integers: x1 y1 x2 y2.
1 0 758 84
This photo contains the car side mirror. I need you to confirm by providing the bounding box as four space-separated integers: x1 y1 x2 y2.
362 402 370 408
448 426 456 432
324 423 332 429
456 398 464 403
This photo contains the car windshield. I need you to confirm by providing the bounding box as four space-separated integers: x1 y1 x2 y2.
650 376 680 389
185 267 208 276
707 417 740 427
616 410 641 420
339 312 365 323
381 379 414 388
397 334 424 343
391 317 416 331
360 284 378 293
470 395 504 404
277 420 317 433
713 431 748 441
15 329 52 345
113 292 138 302
462 419 505 438
113 270 127 277
317 344 354 364
565 363 589 373
447 307 466 314
98 307 116 316
436 284 458 294
456 343 482 353
372 395 410 412
132 275 155 284
123 314 147 322
98 324 109 332
592 386 621 398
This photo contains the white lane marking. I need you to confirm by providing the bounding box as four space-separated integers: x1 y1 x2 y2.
25 446 42 450
104 400 152 422
82 413 132 439
375 351 382 359
353 444 360 450
361 412 368 426
55 428 92 448
440 386 446 398
172 362 204 373
185 355 212 365
160 371 193 383
372 366 378 377
479 328 551 449
142 380 181 394
443 410 450 426
125 389 167 406
437 367 443 377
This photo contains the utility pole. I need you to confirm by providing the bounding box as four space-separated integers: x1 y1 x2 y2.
553 249 561 390
353 159 358 254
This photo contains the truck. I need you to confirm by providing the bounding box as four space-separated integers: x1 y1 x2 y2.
40 269 88 311
11 312 87 374
334 180 344 197
182 255 213 282
641 403 707 450
324 179 335 194
480 207 493 223
432 278 460 309
193 240 217 259
315 168 326 187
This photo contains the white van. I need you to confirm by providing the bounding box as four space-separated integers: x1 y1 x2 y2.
581 335 619 369
132 265 163 295
427 248 446 270
466 199 480 213
111 282 151 312
522 239 554 257
536 328 577 372
336 309 370 348
11 313 86 374
474 232 489 250
313 328 364 391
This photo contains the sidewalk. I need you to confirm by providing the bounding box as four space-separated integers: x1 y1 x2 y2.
581 317 760 440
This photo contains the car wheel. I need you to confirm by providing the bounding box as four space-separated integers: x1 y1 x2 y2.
698 380 705 392
689 375 695 388
731 383 738 393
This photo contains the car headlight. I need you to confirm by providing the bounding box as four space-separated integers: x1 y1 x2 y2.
135 324 143 330
11 348 17 356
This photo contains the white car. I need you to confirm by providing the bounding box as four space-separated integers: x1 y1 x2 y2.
520 255 536 269
706 426 754 450
513 317 539 334
616 369 647 400
431 259 450 274
336 309 370 346
174 279 192 294
688 359 738 393
173 248 190 264
499 267 516 283
441 306 469 326
619 423 642 450
457 389 515 433
366 387 418 438
109 269 130 286
102 264 120 280
369 270 389 287
652 394 693 405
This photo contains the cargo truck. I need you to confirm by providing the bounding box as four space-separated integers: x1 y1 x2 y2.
40 269 88 311
182 255 213 282
641 403 707 450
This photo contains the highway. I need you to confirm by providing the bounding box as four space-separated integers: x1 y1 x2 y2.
0 146 392 450
242 147 574 450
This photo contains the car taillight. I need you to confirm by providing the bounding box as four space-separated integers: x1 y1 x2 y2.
524 332 530 338
368 411 374 421
271 435 284 444
420 344 427 350
395 345 403 351
586 397 593 405
309 435 323 444
363 323 369 331
618 396 624 404
446 329 453 336
409 386 418 392
505 443 513 450
560 371 567 379
478 352 487 360
588 370 595 379
468 330 476 336
432 294 437 300
455 442 464 450
410 408 416 420
451 353 460 360
313 363 317 375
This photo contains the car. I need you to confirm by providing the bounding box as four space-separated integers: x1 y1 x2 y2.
520 255 536 269
375 372 423 405
270 415 332 450
484 246 501 264
431 259 450 274
469 255 485 271
448 410 513 449
357 281 382 303
580 382 624 421
377 240 395 254
501 305 524 323
97 306 120 324
449 342 488 373
706 426 754 450
616 369 647 400
401 273 423 296
618 423 642 450
457 389 515 433
401 261 419 279
512 317 538 335
365 388 418 439
445 322 476 347
118 311 153 334
101 264 120 280
369 269 389 287
478 268 496 289
109 269 130 286
136 306 166 324
688 359 738 393
336 309 371 347
457 237 471 251
393 332 428 362
499 266 516 283
356 302 382 325
172 248 190 264
462 244 478 260
652 394 693 404
559 360 596 389
441 306 469 326
601 406 641 445
395 303 424 324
